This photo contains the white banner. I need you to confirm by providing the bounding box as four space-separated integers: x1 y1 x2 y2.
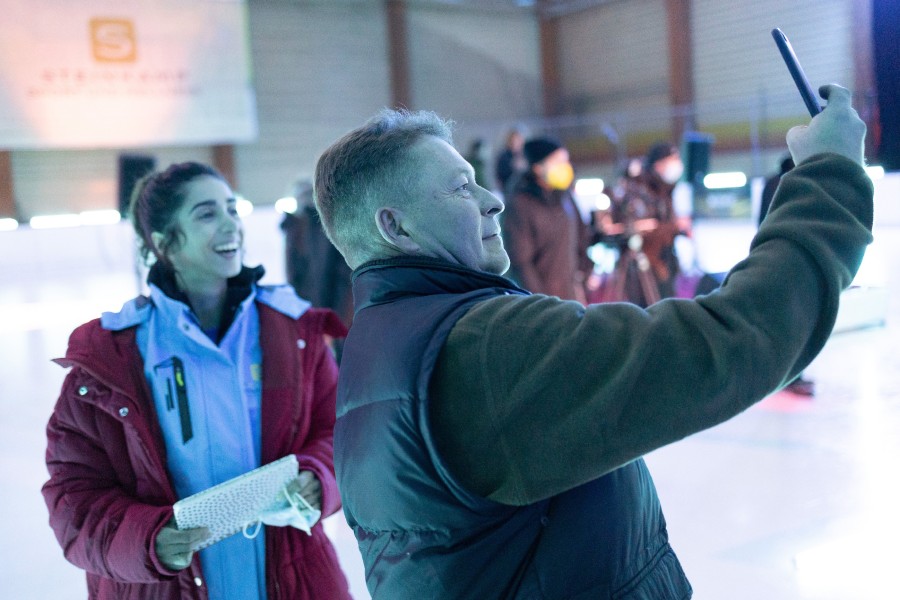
0 0 257 149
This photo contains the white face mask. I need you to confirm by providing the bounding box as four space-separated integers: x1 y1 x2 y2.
660 161 684 184
255 486 321 535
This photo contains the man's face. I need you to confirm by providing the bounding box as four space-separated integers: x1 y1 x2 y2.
389 135 509 275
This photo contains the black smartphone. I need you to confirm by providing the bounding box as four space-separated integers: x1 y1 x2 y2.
771 28 822 116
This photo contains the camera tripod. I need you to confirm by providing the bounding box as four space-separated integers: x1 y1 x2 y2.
609 234 661 306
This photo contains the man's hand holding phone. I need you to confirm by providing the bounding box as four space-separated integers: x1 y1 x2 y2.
786 84 867 167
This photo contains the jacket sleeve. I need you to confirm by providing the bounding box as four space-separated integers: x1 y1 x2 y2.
294 309 345 519
42 368 178 582
430 153 874 506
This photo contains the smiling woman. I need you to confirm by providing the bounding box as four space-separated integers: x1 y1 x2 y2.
41 161 352 600
147 174 245 330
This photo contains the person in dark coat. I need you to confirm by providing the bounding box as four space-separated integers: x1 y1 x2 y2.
502 136 595 302
280 178 353 329
464 138 489 189
312 85 872 598
494 128 526 197
759 155 795 226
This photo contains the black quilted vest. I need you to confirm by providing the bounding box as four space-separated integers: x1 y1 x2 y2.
335 257 692 599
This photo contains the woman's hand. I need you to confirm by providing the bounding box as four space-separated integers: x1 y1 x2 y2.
259 469 323 532
155 519 209 571
288 470 322 511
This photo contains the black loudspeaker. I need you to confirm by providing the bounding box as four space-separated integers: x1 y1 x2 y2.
118 154 157 215
682 132 714 187
873 0 900 170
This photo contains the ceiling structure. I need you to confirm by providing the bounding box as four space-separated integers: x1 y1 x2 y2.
408 0 625 17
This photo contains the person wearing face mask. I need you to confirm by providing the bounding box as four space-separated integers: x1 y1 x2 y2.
603 141 692 306
502 136 596 302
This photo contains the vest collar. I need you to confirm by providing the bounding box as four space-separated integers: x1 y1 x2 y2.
352 256 527 313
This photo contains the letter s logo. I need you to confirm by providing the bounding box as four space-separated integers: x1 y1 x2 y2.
90 18 137 63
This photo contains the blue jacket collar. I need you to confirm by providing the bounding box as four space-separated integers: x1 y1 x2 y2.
101 279 310 333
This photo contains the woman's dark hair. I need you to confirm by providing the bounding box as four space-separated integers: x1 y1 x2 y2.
129 161 226 265
643 141 679 171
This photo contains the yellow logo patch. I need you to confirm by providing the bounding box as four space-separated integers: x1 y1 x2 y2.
90 18 137 63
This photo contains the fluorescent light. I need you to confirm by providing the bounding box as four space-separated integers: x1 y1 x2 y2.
865 165 885 180
0 218 18 231
79 210 121 225
274 196 298 214
30 214 81 229
593 193 611 211
703 172 748 189
574 178 605 197
574 178 610 212
235 196 254 218
29 210 122 229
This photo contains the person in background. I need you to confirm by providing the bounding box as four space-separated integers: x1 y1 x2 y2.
604 141 692 306
760 155 795 226
494 127 527 197
589 156 647 303
502 136 595 302
42 162 350 599
464 138 489 189
281 177 354 330
313 84 871 598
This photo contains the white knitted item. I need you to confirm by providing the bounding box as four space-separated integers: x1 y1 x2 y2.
173 455 299 549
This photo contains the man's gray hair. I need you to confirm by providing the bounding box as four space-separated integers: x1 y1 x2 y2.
314 108 454 267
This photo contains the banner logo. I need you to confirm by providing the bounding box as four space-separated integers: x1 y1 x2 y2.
90 18 136 63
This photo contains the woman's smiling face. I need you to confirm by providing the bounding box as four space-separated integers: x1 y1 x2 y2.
159 175 244 290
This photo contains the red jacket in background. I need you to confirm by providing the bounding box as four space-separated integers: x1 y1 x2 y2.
42 303 350 600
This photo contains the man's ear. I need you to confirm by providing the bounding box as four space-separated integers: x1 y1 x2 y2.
375 207 420 253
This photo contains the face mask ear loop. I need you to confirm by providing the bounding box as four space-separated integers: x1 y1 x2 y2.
287 487 315 513
284 485 299 510
243 519 262 539
243 486 293 539
285 486 319 535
